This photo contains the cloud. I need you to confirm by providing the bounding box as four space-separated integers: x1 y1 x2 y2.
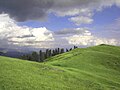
69 16 93 25
0 0 120 23
56 27 120 47
66 31 119 46
55 27 90 35
0 14 119 49
52 0 120 13
0 14 54 48
0 0 54 21
56 7 94 25
52 0 120 25
53 8 92 17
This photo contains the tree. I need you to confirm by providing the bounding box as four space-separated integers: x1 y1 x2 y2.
66 49 69 52
60 48 64 53
69 48 72 51
57 48 60 54
39 50 42 62
74 46 78 49
55 49 58 55
20 47 75 63
0 51 3 55
52 50 55 56
45 49 49 59
48 49 52 57
20 54 32 61
41 52 45 62
31 52 39 62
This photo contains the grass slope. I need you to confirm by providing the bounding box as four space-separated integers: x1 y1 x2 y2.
0 45 120 90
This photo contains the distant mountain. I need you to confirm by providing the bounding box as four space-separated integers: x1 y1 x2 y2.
0 47 47 58
0 48 31 58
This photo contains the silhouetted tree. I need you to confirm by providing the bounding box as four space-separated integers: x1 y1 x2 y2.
48 49 52 57
52 50 55 56
66 49 69 52
74 46 78 49
57 48 60 54
60 48 64 53
39 50 43 62
45 49 49 59
69 48 72 51
55 49 58 55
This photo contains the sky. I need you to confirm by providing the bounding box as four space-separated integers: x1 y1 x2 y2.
0 0 120 49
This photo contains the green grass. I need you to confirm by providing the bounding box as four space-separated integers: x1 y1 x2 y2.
0 45 120 90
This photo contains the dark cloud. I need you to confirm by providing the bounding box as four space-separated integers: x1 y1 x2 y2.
0 0 106 22
0 0 54 21
0 0 119 22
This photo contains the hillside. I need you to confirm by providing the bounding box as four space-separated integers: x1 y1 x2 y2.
0 45 120 90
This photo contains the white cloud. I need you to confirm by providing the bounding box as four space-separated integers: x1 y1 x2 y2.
31 28 54 41
66 29 119 46
55 27 90 35
67 35 118 46
54 8 92 17
69 16 93 25
0 13 119 49
0 14 54 48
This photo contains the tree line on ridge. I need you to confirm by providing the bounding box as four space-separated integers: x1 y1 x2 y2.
19 46 78 62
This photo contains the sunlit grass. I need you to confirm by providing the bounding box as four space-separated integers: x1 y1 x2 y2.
0 45 120 90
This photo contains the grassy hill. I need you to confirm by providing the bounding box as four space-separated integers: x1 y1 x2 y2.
0 45 120 90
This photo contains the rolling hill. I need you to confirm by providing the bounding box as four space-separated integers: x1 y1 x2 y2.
0 45 120 90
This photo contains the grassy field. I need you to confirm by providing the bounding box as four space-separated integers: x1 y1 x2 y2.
0 45 120 90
